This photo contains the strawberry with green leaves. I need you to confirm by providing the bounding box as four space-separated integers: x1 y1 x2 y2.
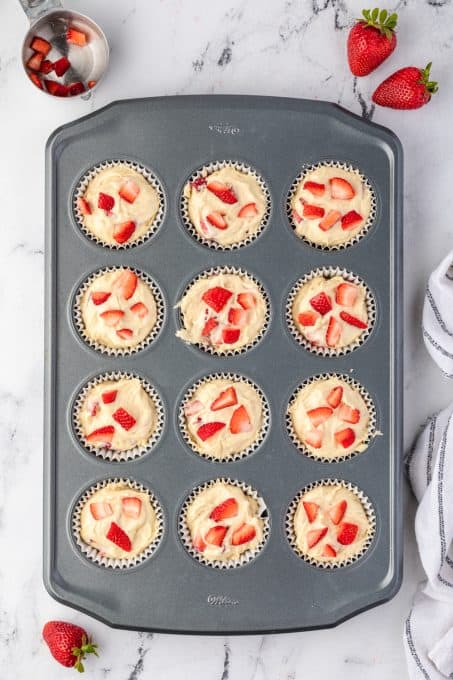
347 7 398 77
42 621 98 672
372 62 439 110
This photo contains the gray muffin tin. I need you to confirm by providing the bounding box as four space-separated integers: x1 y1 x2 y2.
44 95 403 634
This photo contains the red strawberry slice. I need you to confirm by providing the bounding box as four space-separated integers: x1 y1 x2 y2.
87 399 99 416
326 316 342 347
184 399 203 416
231 523 256 546
303 203 325 219
334 427 356 448
303 181 325 196
206 212 228 230
197 421 226 441
310 292 332 315
86 425 114 446
341 210 363 231
319 209 341 231
116 328 133 340
192 176 207 192
303 501 319 523
330 177 355 200
305 429 323 449
113 220 136 244
27 52 44 71
329 500 347 525
237 292 256 309
206 525 228 546
337 522 359 545
201 286 232 312
101 389 117 404
100 309 124 326
115 270 138 300
228 307 248 327
207 180 238 204
122 497 142 518
339 311 368 329
69 82 85 96
91 291 110 305
106 522 131 552
210 497 239 521
336 282 358 307
298 310 319 326
113 407 136 431
193 533 206 552
327 386 343 409
337 403 360 424
44 79 68 96
54 56 70 77
88 80 97 89
307 527 328 549
201 317 218 337
77 196 91 215
40 59 54 74
90 502 113 520
229 405 252 434
29 72 43 89
222 327 241 344
66 26 87 46
323 543 337 558
307 406 333 427
238 202 258 217
31 36 51 55
119 179 140 204
98 192 115 212
211 386 238 411
129 302 148 318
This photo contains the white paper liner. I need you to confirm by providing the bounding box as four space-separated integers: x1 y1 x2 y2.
285 479 376 569
286 160 377 251
286 373 377 463
286 266 376 357
179 373 270 462
73 266 165 357
72 159 166 249
180 160 271 250
72 477 164 570
72 371 165 462
176 266 271 356
179 478 270 569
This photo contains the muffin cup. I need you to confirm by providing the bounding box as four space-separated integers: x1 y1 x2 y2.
176 265 270 357
286 160 377 251
179 478 270 569
73 266 165 357
286 373 377 463
286 266 376 357
179 372 270 462
285 479 376 569
180 160 271 250
72 371 165 462
72 159 166 249
72 477 164 570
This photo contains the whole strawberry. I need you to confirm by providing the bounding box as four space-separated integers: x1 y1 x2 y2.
372 62 439 109
347 7 398 76
42 621 98 672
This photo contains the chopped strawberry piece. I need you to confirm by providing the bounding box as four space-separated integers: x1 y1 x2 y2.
113 407 136 431
303 203 325 219
310 292 332 316
116 328 133 340
66 26 88 46
307 406 333 427
304 429 323 449
116 182 140 208
303 501 319 523
40 59 54 74
77 196 91 215
201 317 218 337
237 292 256 309
228 307 248 327
238 202 258 217
91 291 110 305
197 421 226 441
229 405 252 434
88 399 99 416
54 56 70 77
130 302 148 318
27 52 44 72
206 180 238 204
28 72 43 89
101 389 117 404
210 497 239 521
211 386 238 411
329 500 347 525
231 523 256 546
326 316 342 347
337 522 359 545
327 386 343 409
201 286 232 312
206 525 228 546
98 192 115 212
323 544 337 558
337 403 360 424
30 36 51 55
100 309 124 326
222 327 240 344
86 425 115 446
298 310 319 326
319 209 341 231
303 181 325 196
292 208 302 223
106 521 131 552
336 283 358 307
192 176 207 191
90 502 113 520
43 79 67 96
88 80 97 89
68 81 85 96
307 527 328 549
115 270 138 300
330 177 355 200
193 533 206 552
334 427 356 448
206 212 228 229
122 497 142 518
341 210 363 230
339 311 368 329
184 399 203 416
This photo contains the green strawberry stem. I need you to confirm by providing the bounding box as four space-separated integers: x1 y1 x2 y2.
420 62 439 95
71 635 99 673
359 7 398 39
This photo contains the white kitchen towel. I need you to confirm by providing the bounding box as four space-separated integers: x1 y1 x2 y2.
404 250 453 679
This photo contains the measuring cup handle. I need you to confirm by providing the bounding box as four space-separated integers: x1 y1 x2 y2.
18 0 62 23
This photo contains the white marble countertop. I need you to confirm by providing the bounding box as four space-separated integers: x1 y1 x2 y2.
1 0 452 677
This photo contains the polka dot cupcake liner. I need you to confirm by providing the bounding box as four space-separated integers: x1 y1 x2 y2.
286 373 377 463
72 159 166 249
72 371 165 462
72 266 166 357
176 265 271 357
72 477 164 570
286 160 377 251
285 479 376 569
180 160 271 251
286 266 376 357
178 372 270 462
179 478 270 569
